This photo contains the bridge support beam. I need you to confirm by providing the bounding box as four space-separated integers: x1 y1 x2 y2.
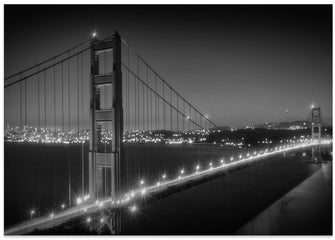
89 32 123 204
311 106 322 163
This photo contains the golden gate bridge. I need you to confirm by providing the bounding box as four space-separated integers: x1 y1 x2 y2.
4 31 332 234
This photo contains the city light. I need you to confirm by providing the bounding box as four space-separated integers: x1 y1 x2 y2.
4 126 213 146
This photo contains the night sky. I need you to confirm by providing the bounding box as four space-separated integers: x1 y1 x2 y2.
5 5 332 127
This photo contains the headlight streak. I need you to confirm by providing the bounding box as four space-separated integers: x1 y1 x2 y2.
5 139 332 235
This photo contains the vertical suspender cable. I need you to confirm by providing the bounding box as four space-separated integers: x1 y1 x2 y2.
170 87 172 130
24 77 27 126
104 51 107 198
150 76 152 130
44 70 47 129
20 74 22 129
134 60 137 130
157 77 160 130
163 82 165 130
61 62 64 132
77 54 80 134
134 71 136 130
127 46 130 131
183 100 185 132
37 68 40 131
142 63 144 131
125 56 128 131
177 95 179 132
137 56 140 130
155 75 157 130
81 48 84 128
146 67 149 130
53 61 56 208
81 49 84 195
53 59 56 131
68 51 71 132
189 104 191 131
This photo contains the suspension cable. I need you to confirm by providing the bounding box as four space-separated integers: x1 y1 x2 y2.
122 63 204 130
121 39 217 127
5 40 90 81
5 47 90 89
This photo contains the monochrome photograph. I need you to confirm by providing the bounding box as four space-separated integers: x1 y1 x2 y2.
3 4 333 235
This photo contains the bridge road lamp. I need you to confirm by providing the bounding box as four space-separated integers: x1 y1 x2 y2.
30 209 35 219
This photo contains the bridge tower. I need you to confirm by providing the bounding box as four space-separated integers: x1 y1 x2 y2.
89 32 123 201
311 106 322 163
